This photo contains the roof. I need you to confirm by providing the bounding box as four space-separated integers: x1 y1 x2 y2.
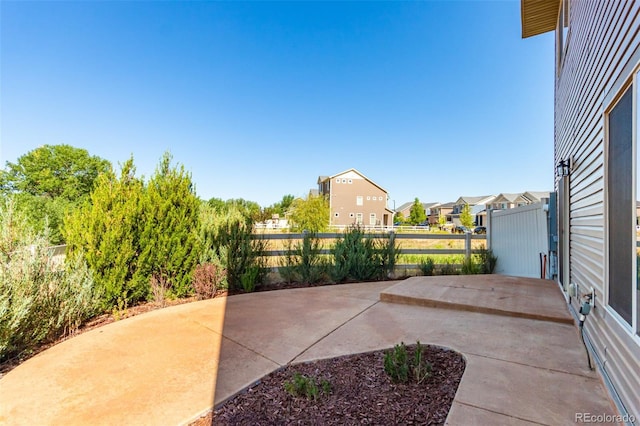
492 193 525 203
520 0 560 38
317 168 389 194
456 195 495 206
523 191 551 202
438 202 456 209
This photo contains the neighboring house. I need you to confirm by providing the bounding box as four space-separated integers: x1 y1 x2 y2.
478 191 551 226
317 169 393 227
428 202 455 226
396 201 439 223
521 0 639 420
451 195 495 226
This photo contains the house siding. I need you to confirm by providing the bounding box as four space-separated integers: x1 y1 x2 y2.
324 170 390 227
557 0 640 419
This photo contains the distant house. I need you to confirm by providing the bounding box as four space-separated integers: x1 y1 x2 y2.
317 169 393 227
396 201 439 223
428 202 455 226
451 195 495 226
521 0 639 419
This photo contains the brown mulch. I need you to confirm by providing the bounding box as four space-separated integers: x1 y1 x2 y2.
192 344 466 426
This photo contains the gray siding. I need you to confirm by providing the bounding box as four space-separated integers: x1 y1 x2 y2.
557 0 640 419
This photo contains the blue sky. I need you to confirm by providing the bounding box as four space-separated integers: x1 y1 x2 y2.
1 1 554 208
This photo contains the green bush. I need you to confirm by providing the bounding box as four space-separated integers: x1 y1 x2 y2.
0 199 101 362
476 246 498 274
383 341 432 384
279 233 327 284
331 226 398 282
201 205 266 291
283 372 331 400
419 257 435 276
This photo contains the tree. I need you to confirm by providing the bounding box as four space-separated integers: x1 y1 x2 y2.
1 144 111 243
1 144 110 199
438 213 447 228
64 158 147 308
408 198 427 225
289 195 330 233
138 153 200 297
394 211 407 225
460 203 475 229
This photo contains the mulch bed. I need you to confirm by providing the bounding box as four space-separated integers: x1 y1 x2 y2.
193 344 466 425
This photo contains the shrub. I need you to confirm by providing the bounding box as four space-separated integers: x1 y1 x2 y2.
283 372 331 400
476 246 498 274
200 206 266 291
439 261 459 275
419 257 435 276
0 199 101 362
383 341 432 385
192 262 226 299
461 257 481 275
331 226 398 282
240 266 261 293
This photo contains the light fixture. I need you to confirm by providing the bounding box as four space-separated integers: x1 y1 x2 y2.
556 159 571 177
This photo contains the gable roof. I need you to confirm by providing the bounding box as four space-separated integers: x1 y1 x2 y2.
522 191 551 203
492 193 526 204
318 168 389 194
455 195 495 206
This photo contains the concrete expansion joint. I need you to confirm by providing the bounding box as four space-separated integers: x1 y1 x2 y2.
290 300 380 364
454 401 548 425
221 335 283 367
464 351 599 380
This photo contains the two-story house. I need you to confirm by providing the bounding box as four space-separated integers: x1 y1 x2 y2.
428 202 455 226
450 195 495 226
317 169 393 227
396 201 440 223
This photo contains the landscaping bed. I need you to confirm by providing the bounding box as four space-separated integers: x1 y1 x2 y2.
193 344 466 425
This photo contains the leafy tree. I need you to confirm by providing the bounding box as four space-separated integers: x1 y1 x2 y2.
289 195 330 233
460 203 474 229
1 144 110 198
64 158 146 308
138 153 200 297
438 213 447 228
408 198 427 225
1 144 110 243
394 211 407 225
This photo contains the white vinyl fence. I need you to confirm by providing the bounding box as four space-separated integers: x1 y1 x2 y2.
487 202 550 279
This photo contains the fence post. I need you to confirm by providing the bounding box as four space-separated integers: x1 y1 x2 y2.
465 232 472 261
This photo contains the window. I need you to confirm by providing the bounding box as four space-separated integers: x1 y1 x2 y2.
606 82 635 329
335 179 340 184
356 213 363 225
342 179 346 183
349 213 354 218
334 212 339 217
366 196 370 201
356 196 363 206
369 213 376 225
348 179 352 184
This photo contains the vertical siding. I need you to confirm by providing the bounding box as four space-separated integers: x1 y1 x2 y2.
488 203 549 278
557 0 640 420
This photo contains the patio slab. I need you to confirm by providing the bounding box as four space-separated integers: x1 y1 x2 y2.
380 275 573 324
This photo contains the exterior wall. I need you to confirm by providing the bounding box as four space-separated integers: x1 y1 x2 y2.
328 171 389 227
557 0 640 419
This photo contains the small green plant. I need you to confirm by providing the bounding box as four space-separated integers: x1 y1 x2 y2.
112 295 129 321
461 257 481 275
384 341 432 384
240 266 261 292
283 372 331 400
384 342 409 383
439 261 459 275
476 246 498 274
419 257 435 276
412 341 432 384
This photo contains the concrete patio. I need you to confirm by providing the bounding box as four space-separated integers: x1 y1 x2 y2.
0 276 620 425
